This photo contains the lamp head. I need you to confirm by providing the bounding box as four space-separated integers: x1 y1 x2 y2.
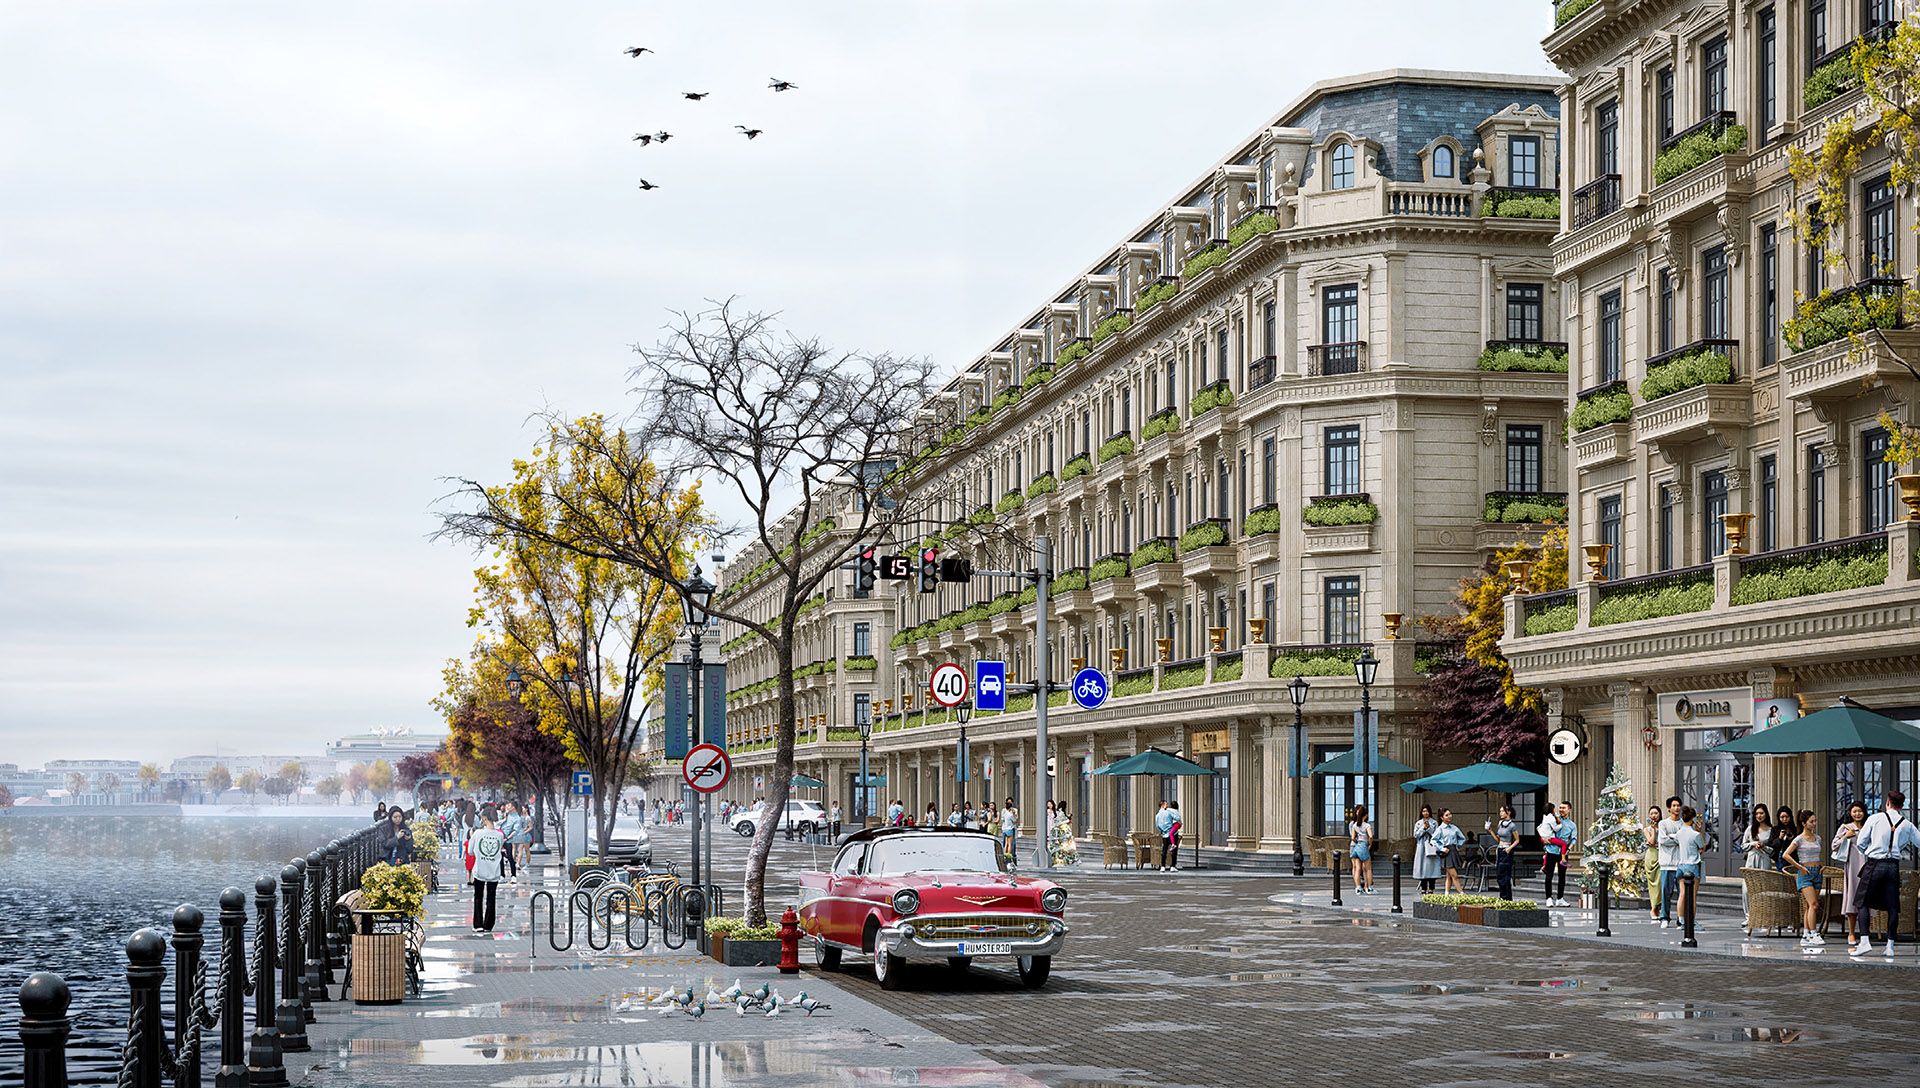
1287 675 1311 708
956 701 972 726
1353 650 1379 688
857 717 873 741
683 565 716 627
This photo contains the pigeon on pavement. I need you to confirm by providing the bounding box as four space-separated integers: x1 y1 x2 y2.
798 997 831 1016
684 1003 706 1019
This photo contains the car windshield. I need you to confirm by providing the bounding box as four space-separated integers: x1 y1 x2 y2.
866 834 1003 875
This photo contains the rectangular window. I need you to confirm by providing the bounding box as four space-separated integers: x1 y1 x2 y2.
1658 269 1675 353
1807 203 1826 296
1217 328 1230 387
1866 428 1895 531
1331 143 1355 189
1809 446 1827 543
854 693 870 726
1262 581 1276 630
1760 224 1778 368
1262 437 1276 505
1506 283 1544 342
1599 495 1623 579
1506 425 1544 492
1759 454 1778 552
1047 431 1056 474
1166 358 1177 414
1120 386 1131 435
1324 425 1361 496
1703 245 1730 340
1510 135 1540 188
1703 36 1728 115
1809 0 1827 67
1704 469 1730 557
1865 173 1897 277
1216 457 1230 520
1212 190 1225 238
1322 283 1359 344
1324 576 1361 645
1760 8 1777 132
853 622 870 656
1260 157 1272 205
1596 100 1619 176
1659 484 1676 571
1263 301 1276 355
1868 0 1895 29
1657 67 1675 141
1599 290 1623 384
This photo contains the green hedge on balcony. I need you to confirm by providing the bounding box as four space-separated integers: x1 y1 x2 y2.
1061 454 1093 482
1227 211 1280 248
1142 409 1180 441
1569 387 1633 434
1214 657 1244 681
1026 472 1057 499
1639 349 1734 402
1183 244 1231 279
844 655 878 671
1128 539 1177 567
1524 601 1578 636
1055 340 1091 368
1479 344 1569 373
1244 505 1285 536
1137 279 1179 313
989 387 1022 414
1783 288 1905 352
1161 663 1206 690
1091 312 1133 343
1730 545 1888 606
1484 493 1569 523
1480 192 1561 220
995 490 1025 514
1051 568 1089 593
1178 520 1228 553
1097 434 1135 463
1554 0 1597 26
1303 497 1379 527
1593 574 1714 627
1090 555 1130 582
1804 53 1858 110
1268 647 1365 677
1191 381 1234 418
1021 367 1054 392
1653 124 1748 185
1114 671 1155 697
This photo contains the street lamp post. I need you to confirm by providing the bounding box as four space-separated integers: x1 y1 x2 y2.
856 714 873 827
1353 649 1380 826
1287 675 1311 878
681 566 716 890
955 700 973 817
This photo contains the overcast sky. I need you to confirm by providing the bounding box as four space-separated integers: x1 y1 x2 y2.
0 3 1558 769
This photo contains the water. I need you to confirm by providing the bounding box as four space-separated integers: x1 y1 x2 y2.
0 808 369 1085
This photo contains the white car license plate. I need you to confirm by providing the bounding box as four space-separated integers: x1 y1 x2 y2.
957 941 1012 955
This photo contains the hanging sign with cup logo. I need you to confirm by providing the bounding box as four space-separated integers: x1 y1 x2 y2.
1655 687 1754 728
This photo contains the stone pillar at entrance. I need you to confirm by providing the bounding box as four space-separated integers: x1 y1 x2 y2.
1228 719 1259 852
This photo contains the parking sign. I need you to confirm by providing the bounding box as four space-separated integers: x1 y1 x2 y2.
975 660 1006 711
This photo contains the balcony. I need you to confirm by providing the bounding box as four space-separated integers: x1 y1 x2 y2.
1481 186 1561 220
1654 112 1745 186
1307 341 1367 376
1090 574 1136 608
1180 518 1238 582
1784 325 1920 406
1634 384 1751 447
1385 184 1473 217
1248 355 1277 390
1659 110 1738 154
1572 422 1633 469
1571 174 1621 229
1130 559 1184 595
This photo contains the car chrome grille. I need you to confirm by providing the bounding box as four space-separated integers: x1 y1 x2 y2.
911 914 1047 941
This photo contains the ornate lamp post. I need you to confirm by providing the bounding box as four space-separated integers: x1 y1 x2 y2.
856 713 874 827
955 700 973 816
681 566 716 886
1287 675 1311 877
1353 649 1380 821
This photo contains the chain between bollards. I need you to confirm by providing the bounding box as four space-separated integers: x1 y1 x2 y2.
1391 855 1403 913
1331 850 1343 906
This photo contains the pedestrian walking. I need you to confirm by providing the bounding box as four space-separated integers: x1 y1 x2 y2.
830 801 842 839
1739 806 1774 925
1832 800 1869 948
1000 798 1018 864
1672 806 1706 928
507 802 532 879
1654 796 1684 926
468 812 505 933
1768 804 1797 871
1851 790 1920 957
1643 806 1664 920
1539 801 1577 906
1433 809 1465 894
1154 800 1177 871
377 806 409 865
1493 804 1519 900
1348 804 1374 893
1411 805 1440 893
1784 809 1825 947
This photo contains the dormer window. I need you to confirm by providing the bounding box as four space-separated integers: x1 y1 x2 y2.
1510 135 1540 187
1432 145 1454 180
1330 143 1355 189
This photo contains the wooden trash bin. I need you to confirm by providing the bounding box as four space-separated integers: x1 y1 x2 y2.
350 909 409 1005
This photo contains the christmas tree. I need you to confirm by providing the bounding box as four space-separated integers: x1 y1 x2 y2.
1577 763 1646 900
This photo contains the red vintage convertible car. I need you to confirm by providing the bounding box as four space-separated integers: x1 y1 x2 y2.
796 826 1068 989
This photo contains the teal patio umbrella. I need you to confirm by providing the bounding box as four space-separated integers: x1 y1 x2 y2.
790 774 827 789
1401 762 1549 795
1711 699 1920 755
1092 749 1215 776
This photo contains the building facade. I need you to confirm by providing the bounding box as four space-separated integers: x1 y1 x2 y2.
1502 0 1920 878
718 69 1570 854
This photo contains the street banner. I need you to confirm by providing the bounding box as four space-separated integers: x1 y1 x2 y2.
663 661 689 761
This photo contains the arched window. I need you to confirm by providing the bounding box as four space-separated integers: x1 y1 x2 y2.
1432 146 1454 180
1330 143 1355 189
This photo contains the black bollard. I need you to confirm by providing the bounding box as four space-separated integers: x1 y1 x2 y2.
215 888 249 1088
684 887 705 945
1595 861 1612 937
1681 873 1698 948
1331 850 1343 906
305 849 329 1006
248 876 286 1087
1391 855 1403 913
277 864 309 1052
172 905 205 1086
126 929 168 1088
19 971 71 1088
322 843 345 981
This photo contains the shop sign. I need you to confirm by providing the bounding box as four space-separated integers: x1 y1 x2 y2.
1191 729 1230 754
1655 687 1753 728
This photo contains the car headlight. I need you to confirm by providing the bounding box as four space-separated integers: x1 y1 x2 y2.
891 889 920 916
1041 887 1068 913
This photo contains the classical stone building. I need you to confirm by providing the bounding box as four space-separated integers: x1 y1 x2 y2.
1501 0 1920 879
717 69 1569 860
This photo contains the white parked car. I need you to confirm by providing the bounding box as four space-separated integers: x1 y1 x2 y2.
733 799 830 837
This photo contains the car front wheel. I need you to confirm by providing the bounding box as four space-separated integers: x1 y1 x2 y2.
874 938 906 990
1016 954 1051 988
735 822 755 837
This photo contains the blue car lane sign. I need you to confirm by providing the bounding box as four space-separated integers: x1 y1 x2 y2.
975 660 1007 711
1071 667 1108 710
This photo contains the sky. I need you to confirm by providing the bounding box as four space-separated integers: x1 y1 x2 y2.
0 2 1560 769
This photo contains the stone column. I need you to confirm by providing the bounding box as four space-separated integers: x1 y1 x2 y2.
1228 718 1260 851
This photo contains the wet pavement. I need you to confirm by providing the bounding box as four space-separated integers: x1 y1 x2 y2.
299 826 1920 1087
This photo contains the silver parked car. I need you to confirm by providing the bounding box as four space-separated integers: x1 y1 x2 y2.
603 813 654 864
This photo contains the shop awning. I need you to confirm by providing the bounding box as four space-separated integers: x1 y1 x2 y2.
1309 750 1417 776
1091 748 1214 776
1401 762 1548 794
1711 699 1920 755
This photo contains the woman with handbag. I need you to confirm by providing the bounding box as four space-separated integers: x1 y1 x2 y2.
1348 804 1374 895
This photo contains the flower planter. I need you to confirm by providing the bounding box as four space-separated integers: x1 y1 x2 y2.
1896 473 1920 522
1411 902 1458 923
709 935 784 967
1456 905 1484 926
409 860 436 893
1410 901 1548 929
1482 908 1550 928
350 910 409 1005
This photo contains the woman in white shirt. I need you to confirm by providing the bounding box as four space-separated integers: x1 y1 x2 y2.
1411 805 1441 894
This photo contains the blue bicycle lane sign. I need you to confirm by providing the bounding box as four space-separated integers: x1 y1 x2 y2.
1071 667 1109 710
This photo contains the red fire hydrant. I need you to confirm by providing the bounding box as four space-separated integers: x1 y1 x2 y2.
777 907 801 974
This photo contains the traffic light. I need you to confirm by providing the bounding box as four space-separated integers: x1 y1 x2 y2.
918 547 939 593
939 556 973 582
855 548 877 594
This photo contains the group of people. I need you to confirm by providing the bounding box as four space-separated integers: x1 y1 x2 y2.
369 797 533 935
1364 802 1557 903
1738 791 1920 955
1644 796 1709 928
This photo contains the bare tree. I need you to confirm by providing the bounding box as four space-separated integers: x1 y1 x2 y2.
441 302 952 924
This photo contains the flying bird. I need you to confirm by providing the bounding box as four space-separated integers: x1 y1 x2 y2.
636 179 659 191
631 133 652 144
736 126 763 139
769 79 797 92
683 91 709 100
624 46 653 57
653 131 673 142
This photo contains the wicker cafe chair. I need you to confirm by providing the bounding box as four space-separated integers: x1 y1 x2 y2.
1127 832 1158 869
1305 836 1330 873
1742 867 1800 937
1097 833 1129 869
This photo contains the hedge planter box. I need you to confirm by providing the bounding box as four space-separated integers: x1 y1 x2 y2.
710 935 784 967
1411 902 1548 928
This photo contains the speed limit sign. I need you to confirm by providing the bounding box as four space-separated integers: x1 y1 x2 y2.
928 662 970 708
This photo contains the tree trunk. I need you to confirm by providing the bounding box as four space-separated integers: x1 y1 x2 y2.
743 637 798 927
